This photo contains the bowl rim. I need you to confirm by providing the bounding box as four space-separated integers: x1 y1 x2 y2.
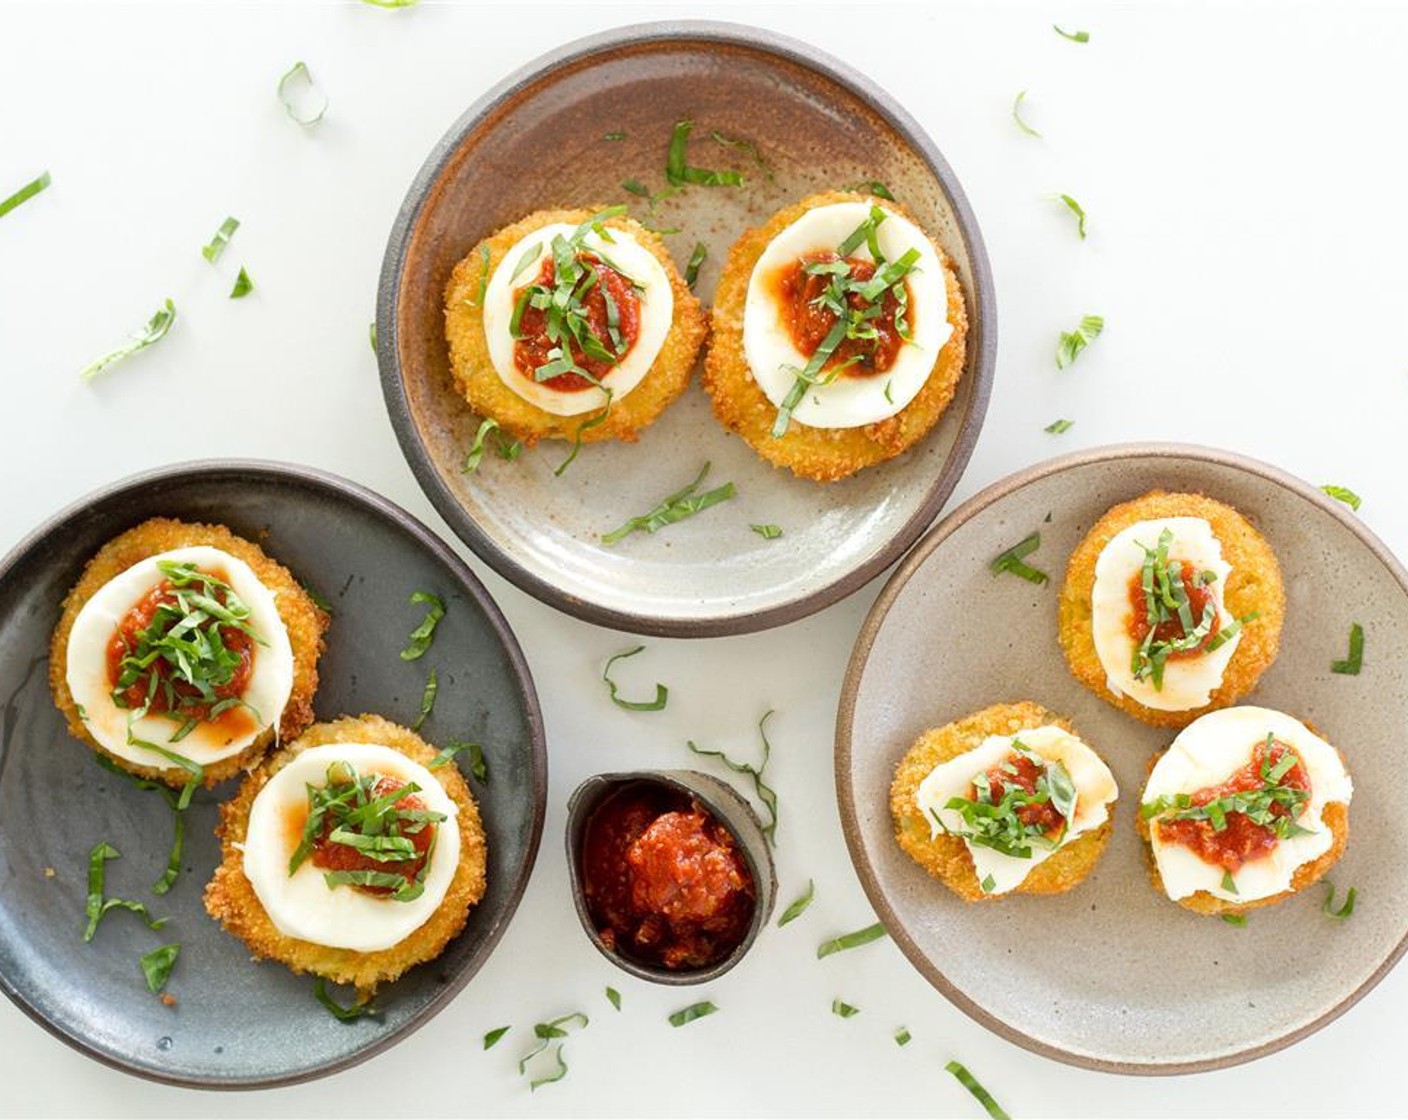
376 17 997 638
563 768 777 985
833 440 1408 1075
0 458 548 1090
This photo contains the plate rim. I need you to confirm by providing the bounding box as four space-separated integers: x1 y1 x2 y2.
0 457 549 1091
833 440 1408 1075
375 17 997 638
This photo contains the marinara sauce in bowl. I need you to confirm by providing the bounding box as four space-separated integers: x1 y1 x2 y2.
566 770 776 984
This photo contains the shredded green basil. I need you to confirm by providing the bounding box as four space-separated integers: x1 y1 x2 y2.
369 322 377 352
412 668 437 731
1320 485 1362 511
938 741 1076 868
1126 528 1219 689
230 267 254 299
601 462 736 544
602 645 669 712
603 131 626 141
79 299 177 381
817 921 886 959
1323 880 1357 920
360 0 417 7
519 1012 587 1089
92 754 186 894
483 1026 510 1049
1012 90 1040 137
1045 418 1074 434
686 711 778 842
1221 913 1248 927
1054 24 1090 42
665 120 744 188
278 61 328 126
82 842 168 942
400 591 445 661
842 179 895 200
895 1026 912 1046
314 977 378 1020
751 523 783 540
429 740 487 782
1331 622 1364 675
685 241 708 289
1059 193 1087 238
945 1060 1010 1120
140 943 180 994
990 532 1049 585
777 879 815 927
668 1001 718 1027
606 986 622 1011
0 170 51 219
1056 314 1103 370
463 417 520 472
708 129 772 180
831 999 860 1018
201 216 239 263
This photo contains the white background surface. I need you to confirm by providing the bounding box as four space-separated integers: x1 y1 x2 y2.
2 1 1405 1116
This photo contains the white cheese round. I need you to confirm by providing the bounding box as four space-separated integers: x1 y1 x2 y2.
243 742 462 952
1091 517 1240 712
66 545 295 770
742 200 952 430
915 724 1118 895
480 222 674 416
1143 706 1352 904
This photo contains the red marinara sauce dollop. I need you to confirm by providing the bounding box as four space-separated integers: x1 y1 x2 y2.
105 574 255 726
304 775 434 896
1127 560 1222 656
772 252 911 376
580 783 755 970
1158 739 1311 872
977 752 1066 835
512 254 641 393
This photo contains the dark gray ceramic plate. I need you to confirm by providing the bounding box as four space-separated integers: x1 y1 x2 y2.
837 444 1408 1073
377 20 995 637
0 461 546 1088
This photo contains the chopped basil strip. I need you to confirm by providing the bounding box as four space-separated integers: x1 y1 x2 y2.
841 179 895 200
301 581 335 614
360 0 417 7
555 387 613 476
1059 193 1088 239
668 1001 718 1027
1056 314 1104 370
140 943 180 994
665 120 744 188
277 61 328 126
708 129 773 180
685 241 708 289
1045 418 1074 434
1331 622 1364 675
314 977 378 1020
621 179 650 197
603 131 626 141
483 1026 510 1049
777 879 815 927
751 523 783 540
1321 484 1362 512
990 531 1049 585
1221 913 1247 927
1221 870 1238 894
518 1012 588 1088
429 740 487 782
229 267 254 299
412 668 437 731
601 462 736 544
92 754 186 894
79 299 177 382
602 645 669 711
686 711 778 842
1012 90 1040 137
369 322 377 352
1323 880 1357 920
1205 611 1257 653
463 417 520 472
0 170 51 219
1126 528 1218 688
201 216 239 263
894 1027 912 1046
1054 24 1091 42
400 591 445 661
606 986 622 1011
945 1061 1010 1120
831 1000 859 1018
817 921 887 959
82 842 167 942
942 742 1077 859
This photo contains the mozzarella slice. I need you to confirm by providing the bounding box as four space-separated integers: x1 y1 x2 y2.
915 725 1118 895
242 742 462 952
480 223 674 416
742 200 952 429
66 545 295 770
1091 517 1240 712
1143 706 1352 903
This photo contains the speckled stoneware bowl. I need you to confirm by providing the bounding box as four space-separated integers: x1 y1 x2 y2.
565 770 777 984
836 443 1408 1073
377 20 995 637
0 461 546 1088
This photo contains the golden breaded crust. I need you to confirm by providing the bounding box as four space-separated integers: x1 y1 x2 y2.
1058 491 1285 729
889 700 1113 902
703 190 968 482
1136 745 1349 917
48 517 328 789
203 714 488 995
443 207 708 447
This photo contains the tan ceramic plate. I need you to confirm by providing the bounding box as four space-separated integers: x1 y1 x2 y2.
836 443 1408 1073
377 21 994 637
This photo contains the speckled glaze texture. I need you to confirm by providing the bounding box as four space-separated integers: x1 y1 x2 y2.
377 21 995 637
836 444 1408 1074
565 770 777 986
0 461 546 1088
